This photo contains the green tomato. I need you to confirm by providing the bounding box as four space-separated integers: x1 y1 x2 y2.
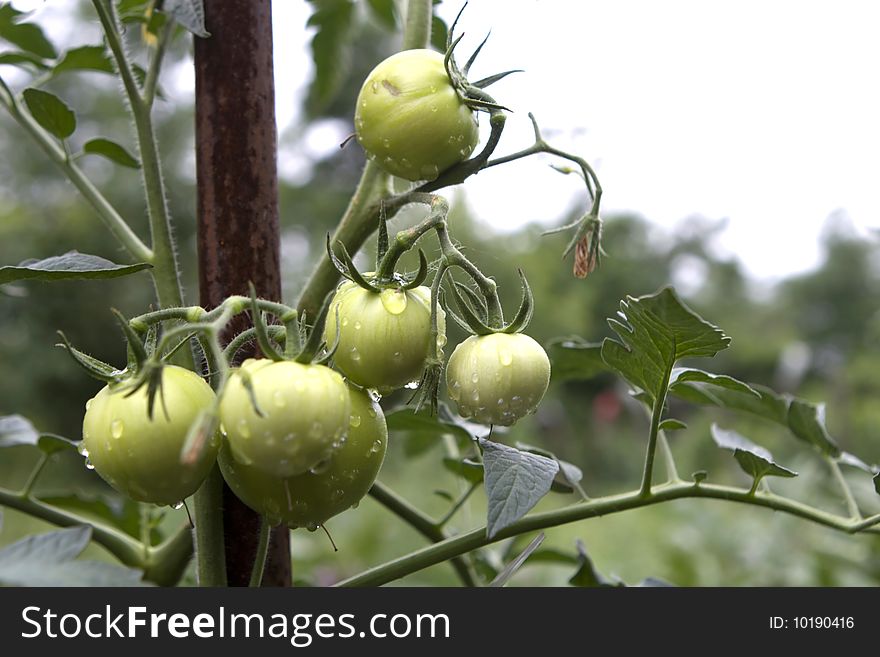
445 333 551 426
219 359 350 477
81 366 219 506
218 386 388 530
355 49 479 182
324 282 446 393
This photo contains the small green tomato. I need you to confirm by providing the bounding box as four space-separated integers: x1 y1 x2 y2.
355 49 479 182
81 366 219 506
219 359 350 477
218 386 388 530
445 332 551 426
324 281 446 393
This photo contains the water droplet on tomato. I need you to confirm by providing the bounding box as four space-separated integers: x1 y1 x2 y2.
273 390 287 408
110 419 124 439
368 389 381 402
431 105 438 112
84 458 95 470
350 501 360 510
341 317 349 326
499 347 513 366
331 489 344 502
380 288 407 315
471 390 480 403
382 138 391 149
392 350 402 361
236 419 251 439
404 381 419 390
353 320 362 330
436 334 448 349
78 444 89 457
349 346 361 362
420 163 439 179
371 439 382 453
306 522 319 532
172 501 184 510
470 372 479 383
350 414 362 428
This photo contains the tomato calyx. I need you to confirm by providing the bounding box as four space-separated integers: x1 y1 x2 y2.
443 7 519 115
447 267 535 337
326 232 430 295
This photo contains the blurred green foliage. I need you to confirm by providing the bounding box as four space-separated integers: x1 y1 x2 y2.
1 1 878 586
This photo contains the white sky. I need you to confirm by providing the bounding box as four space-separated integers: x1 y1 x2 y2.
9 1 880 280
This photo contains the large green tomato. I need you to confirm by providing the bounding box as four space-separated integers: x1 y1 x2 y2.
324 282 446 393
445 333 551 426
219 386 388 529
355 49 479 182
219 359 350 478
81 366 219 506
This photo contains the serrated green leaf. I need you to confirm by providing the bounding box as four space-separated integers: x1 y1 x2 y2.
306 0 355 115
670 380 787 423
53 45 114 75
489 532 544 587
601 287 730 405
0 526 146 587
481 439 558 538
366 0 397 29
659 418 687 431
787 400 841 457
0 414 38 448
546 336 608 382
0 50 49 69
38 494 144 539
83 138 141 168
161 0 209 37
442 456 483 484
670 368 760 397
0 4 56 59
711 424 797 485
0 251 151 284
22 88 76 139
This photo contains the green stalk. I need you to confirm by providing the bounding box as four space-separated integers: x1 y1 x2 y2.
368 482 476 586
402 0 432 51
339 481 880 587
248 516 271 587
639 368 673 497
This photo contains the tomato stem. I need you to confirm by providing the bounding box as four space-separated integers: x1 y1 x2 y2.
248 516 271 587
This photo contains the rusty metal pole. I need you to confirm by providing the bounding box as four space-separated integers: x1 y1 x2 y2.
194 0 291 586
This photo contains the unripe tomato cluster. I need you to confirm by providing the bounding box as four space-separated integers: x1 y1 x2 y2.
79 47 553 533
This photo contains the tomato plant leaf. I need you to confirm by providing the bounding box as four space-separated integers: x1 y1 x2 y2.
0 4 56 59
22 88 76 139
546 336 608 381
36 433 78 455
659 418 687 431
515 442 584 495
670 367 760 397
38 494 144 540
82 137 141 168
671 380 842 458
601 287 730 405
0 414 38 448
711 424 798 486
53 44 114 75
569 539 620 587
161 0 209 37
489 532 545 587
0 251 152 284
442 456 483 483
0 526 147 587
481 439 558 538
0 50 49 70
430 0 448 53
387 402 489 445
366 0 397 29
306 0 355 115
837 451 875 474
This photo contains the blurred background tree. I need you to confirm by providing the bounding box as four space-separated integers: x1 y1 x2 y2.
1 0 878 586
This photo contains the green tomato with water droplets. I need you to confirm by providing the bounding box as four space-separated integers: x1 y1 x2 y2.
219 359 350 477
81 366 219 506
218 386 388 530
445 333 551 426
355 49 479 182
324 282 446 393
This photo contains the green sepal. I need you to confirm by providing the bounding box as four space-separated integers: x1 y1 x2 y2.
111 308 147 369
326 234 380 293
295 290 334 365
472 69 523 89
401 249 429 290
249 283 284 362
238 367 266 419
55 331 125 384
462 30 491 76
376 202 389 269
448 278 494 336
451 280 487 322
500 268 534 334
